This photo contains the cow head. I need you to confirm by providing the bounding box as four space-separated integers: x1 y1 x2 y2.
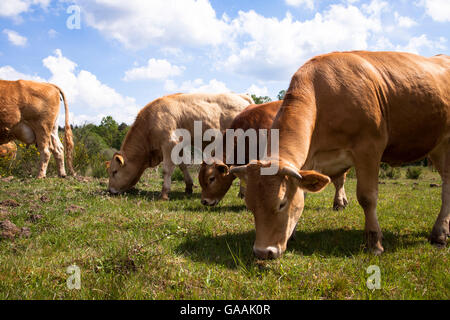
230 160 330 259
107 152 145 194
199 160 235 206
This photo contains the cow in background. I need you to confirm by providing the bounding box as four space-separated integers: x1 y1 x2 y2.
199 100 349 210
0 80 75 178
107 93 253 200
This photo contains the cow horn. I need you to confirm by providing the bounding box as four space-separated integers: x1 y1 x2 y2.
279 166 303 180
230 165 248 175
114 154 125 167
105 161 111 169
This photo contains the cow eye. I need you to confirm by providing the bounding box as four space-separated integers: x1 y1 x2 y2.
112 170 118 177
279 199 287 211
209 176 216 184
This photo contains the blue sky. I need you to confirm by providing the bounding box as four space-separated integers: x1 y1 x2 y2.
0 0 449 125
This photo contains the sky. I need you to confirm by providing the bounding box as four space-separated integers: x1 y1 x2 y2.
0 0 449 125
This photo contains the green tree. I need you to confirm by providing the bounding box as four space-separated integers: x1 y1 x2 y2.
277 90 286 100
96 116 119 149
251 94 272 105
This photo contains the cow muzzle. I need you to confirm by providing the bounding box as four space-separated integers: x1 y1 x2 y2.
201 198 218 206
253 246 281 260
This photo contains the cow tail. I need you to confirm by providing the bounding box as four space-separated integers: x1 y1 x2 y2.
54 85 75 176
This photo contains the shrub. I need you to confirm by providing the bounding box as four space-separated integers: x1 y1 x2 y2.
0 143 40 177
379 164 401 179
406 167 422 180
159 166 185 181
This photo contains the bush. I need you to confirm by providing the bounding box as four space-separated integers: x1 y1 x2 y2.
406 167 422 180
159 166 185 181
379 164 401 179
0 143 40 177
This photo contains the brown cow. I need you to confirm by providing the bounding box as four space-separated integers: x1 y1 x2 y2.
0 80 74 178
199 100 349 210
107 93 253 199
0 141 17 160
231 51 450 259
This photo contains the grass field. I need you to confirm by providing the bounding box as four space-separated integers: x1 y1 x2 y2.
0 167 448 300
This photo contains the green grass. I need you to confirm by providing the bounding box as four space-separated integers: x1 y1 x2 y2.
0 167 448 300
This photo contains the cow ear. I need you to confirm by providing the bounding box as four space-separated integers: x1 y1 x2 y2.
114 154 125 167
230 165 248 181
215 163 230 176
280 166 330 193
295 170 330 193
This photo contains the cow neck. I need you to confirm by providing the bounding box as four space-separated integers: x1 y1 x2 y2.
271 92 316 171
121 117 151 165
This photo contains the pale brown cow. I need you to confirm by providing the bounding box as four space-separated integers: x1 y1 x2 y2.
199 100 349 210
0 80 74 178
107 93 253 199
0 141 17 160
231 51 450 259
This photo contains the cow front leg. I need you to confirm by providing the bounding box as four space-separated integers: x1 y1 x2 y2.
429 143 450 246
332 171 348 211
354 153 384 255
179 163 194 195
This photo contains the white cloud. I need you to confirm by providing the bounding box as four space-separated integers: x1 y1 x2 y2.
73 0 231 49
164 78 230 93
394 12 417 28
0 65 45 81
0 0 50 18
246 84 269 97
421 0 450 23
3 29 28 46
123 58 185 81
285 0 315 10
396 34 447 54
223 4 384 80
48 29 58 38
41 49 140 125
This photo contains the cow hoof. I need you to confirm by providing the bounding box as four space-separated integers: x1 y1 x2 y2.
185 186 193 195
429 227 448 247
160 194 169 201
365 230 384 255
333 198 348 211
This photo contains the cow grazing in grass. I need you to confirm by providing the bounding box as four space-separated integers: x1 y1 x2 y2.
107 93 253 200
0 141 17 160
0 80 74 178
199 100 349 210
231 51 450 259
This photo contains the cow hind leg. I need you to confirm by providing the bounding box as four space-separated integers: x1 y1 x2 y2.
49 125 67 178
37 140 52 179
353 150 384 255
429 139 450 247
179 163 194 195
332 171 349 211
